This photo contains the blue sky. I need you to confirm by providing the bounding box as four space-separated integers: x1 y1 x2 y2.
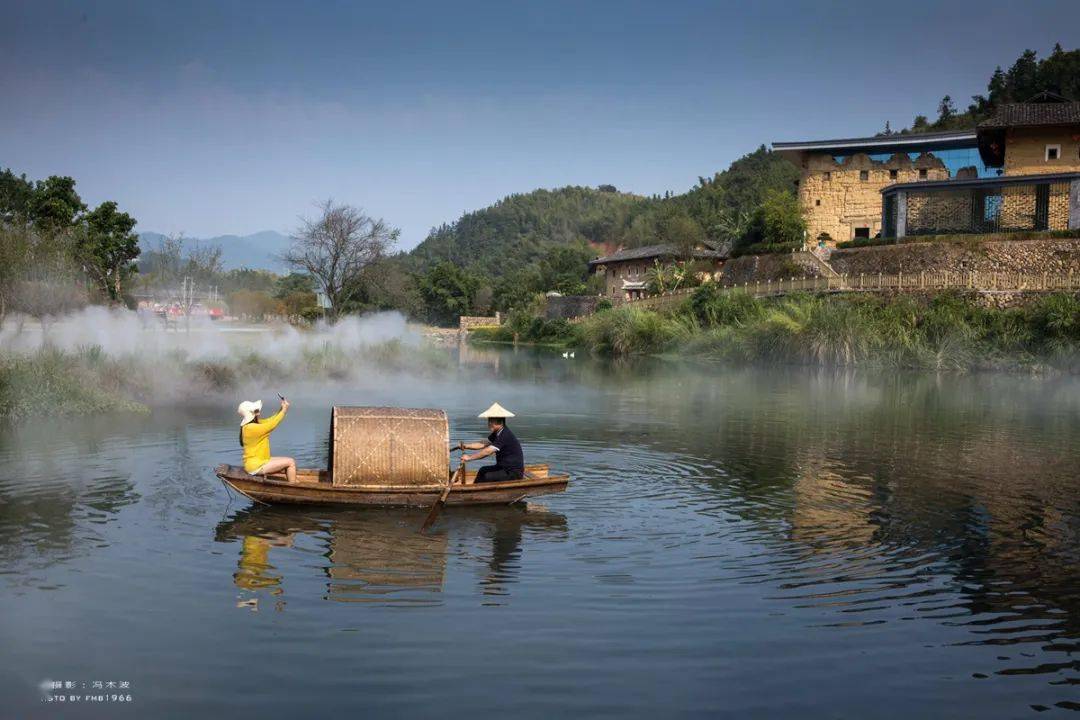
1 0 1077 249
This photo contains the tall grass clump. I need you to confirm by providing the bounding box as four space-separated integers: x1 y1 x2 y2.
687 285 764 327
0 348 149 421
572 283 1080 372
580 305 680 356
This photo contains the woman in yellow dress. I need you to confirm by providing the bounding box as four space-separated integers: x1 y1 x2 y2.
238 398 296 482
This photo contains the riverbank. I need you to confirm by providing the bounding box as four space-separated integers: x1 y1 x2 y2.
472 287 1080 372
0 339 460 421
0 309 455 421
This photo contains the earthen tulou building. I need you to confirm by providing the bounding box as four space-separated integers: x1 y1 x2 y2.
773 93 1080 246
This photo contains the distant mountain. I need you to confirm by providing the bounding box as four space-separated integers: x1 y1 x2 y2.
138 230 291 272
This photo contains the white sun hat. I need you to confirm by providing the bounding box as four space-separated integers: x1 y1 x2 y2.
237 399 263 426
478 402 515 418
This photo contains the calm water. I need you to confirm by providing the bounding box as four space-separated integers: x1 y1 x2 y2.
2 346 1080 718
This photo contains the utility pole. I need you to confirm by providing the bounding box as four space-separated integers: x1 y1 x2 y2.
182 276 194 333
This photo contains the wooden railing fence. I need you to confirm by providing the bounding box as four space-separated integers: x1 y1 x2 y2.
598 269 1080 314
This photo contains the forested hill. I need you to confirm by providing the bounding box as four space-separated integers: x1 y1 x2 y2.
405 146 798 280
407 186 648 278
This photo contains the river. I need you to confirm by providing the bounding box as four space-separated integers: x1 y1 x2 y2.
2 344 1079 718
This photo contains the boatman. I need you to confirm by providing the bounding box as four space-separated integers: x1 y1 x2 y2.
238 398 297 483
460 402 525 484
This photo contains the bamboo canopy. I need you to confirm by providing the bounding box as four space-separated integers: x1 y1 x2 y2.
330 406 450 487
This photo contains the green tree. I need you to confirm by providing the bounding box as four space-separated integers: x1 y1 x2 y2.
273 272 316 298
80 201 140 301
418 261 480 325
30 176 86 231
0 169 35 225
536 244 593 294
937 95 956 123
656 212 705 259
743 189 805 248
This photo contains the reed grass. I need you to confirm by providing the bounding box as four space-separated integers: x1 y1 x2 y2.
577 286 1080 371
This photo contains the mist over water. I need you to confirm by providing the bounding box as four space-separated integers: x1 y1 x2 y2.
0 307 420 360
1 342 1080 718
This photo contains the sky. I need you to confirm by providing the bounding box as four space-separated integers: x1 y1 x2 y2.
1 0 1078 250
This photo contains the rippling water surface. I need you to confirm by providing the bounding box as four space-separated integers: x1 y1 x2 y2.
2 345 1080 718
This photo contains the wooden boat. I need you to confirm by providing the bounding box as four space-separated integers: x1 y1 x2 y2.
220 405 570 507
215 463 569 507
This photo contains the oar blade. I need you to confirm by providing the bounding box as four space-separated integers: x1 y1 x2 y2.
419 484 452 533
419 465 462 533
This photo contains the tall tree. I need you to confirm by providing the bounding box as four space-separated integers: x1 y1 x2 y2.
284 200 399 319
80 201 141 301
418 261 480 325
30 176 85 231
0 169 35 225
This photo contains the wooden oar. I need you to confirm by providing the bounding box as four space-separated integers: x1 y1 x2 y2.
420 459 465 533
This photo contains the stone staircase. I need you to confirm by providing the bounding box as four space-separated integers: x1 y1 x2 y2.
793 249 841 279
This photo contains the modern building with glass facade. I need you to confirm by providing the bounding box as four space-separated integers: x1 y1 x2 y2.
774 95 1080 244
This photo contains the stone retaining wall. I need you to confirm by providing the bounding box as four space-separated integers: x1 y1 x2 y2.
545 295 598 320
828 238 1080 277
459 313 502 331
720 252 826 285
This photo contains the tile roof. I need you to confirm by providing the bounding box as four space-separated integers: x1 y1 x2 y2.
979 101 1080 129
588 241 728 267
772 130 976 153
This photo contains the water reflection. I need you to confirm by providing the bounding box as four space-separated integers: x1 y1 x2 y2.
3 352 1080 717
214 503 569 609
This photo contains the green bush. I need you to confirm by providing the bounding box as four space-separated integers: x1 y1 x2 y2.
731 241 802 257
837 229 1080 250
1026 292 1080 345
469 311 581 347
836 237 893 249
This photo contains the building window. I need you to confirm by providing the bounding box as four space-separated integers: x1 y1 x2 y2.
815 199 821 206
854 227 870 239
919 168 928 180
859 170 869 181
823 171 831 181
889 169 898 180
1045 144 1060 161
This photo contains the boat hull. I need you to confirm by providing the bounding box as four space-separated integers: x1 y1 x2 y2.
215 464 569 507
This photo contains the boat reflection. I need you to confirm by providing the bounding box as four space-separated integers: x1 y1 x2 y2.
214 503 569 609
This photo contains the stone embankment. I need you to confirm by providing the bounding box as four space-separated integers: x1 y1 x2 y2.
720 251 828 284
828 237 1080 277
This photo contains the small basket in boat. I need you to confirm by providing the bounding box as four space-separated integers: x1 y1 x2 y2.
329 406 449 487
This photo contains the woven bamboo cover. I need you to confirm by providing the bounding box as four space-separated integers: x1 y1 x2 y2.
331 406 449 487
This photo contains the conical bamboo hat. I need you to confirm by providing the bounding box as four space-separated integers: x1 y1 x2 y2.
478 402 515 418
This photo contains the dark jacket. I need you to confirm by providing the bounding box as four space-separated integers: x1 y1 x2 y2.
488 426 524 472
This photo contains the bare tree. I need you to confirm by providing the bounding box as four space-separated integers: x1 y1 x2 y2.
284 200 399 319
